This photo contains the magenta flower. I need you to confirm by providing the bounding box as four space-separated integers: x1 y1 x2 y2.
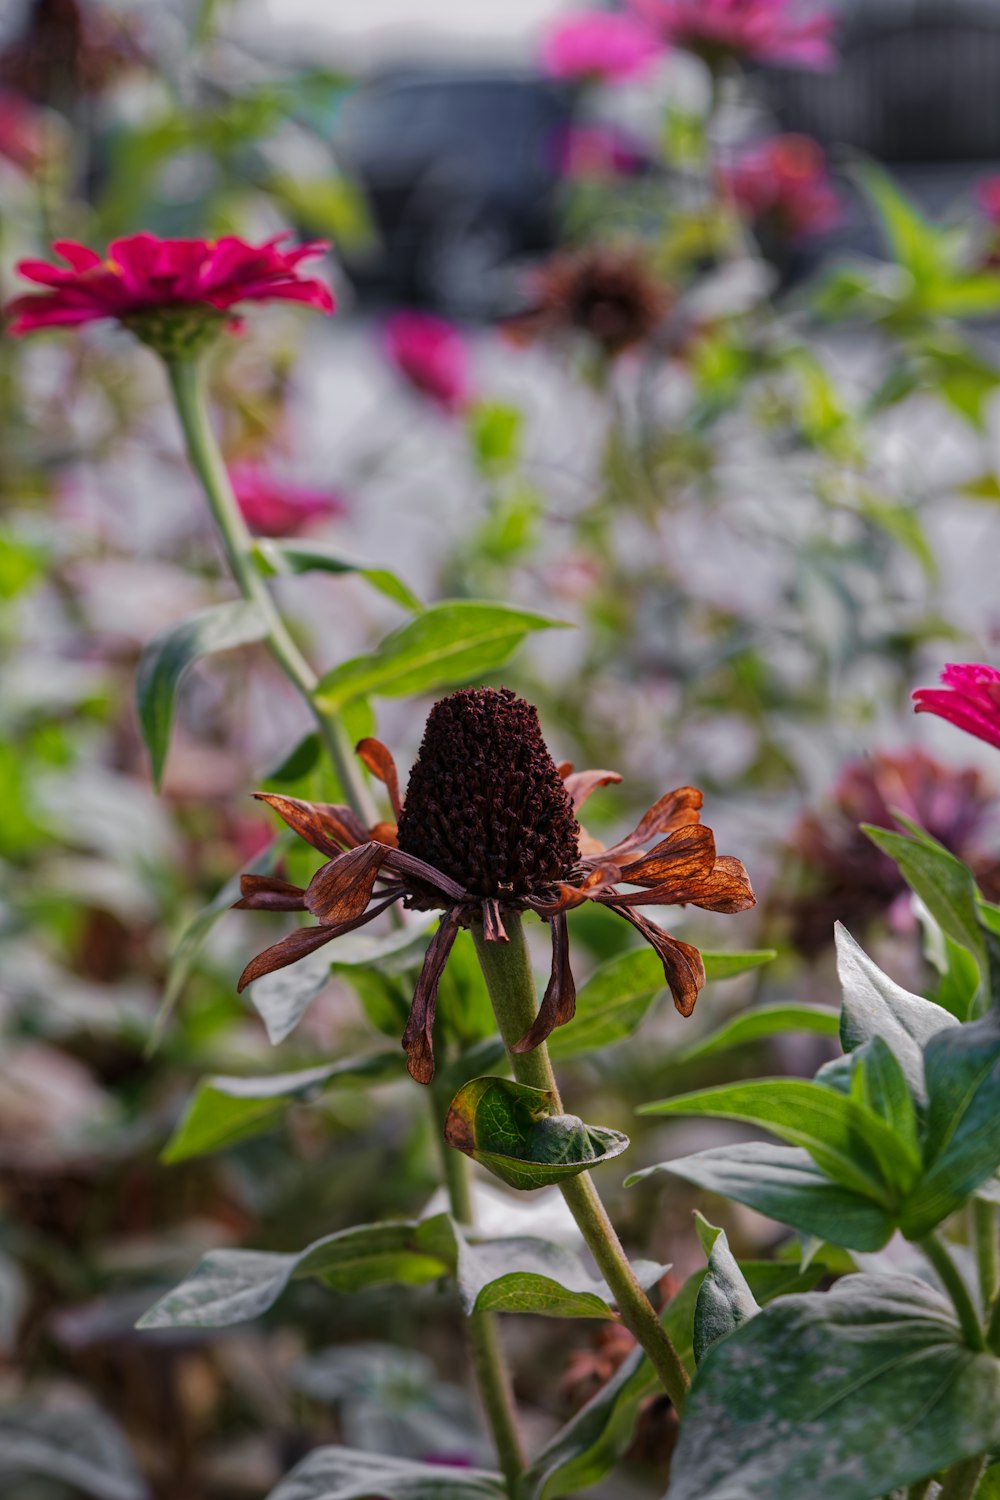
554 123 646 180
228 463 347 538
630 0 835 69
977 177 1000 224
6 233 334 349
913 664 1000 754
723 134 840 242
541 10 663 82
382 311 471 413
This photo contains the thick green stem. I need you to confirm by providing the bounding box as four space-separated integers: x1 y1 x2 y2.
986 1284 1000 1355
472 914 690 1412
164 357 376 823
974 1199 998 1312
938 1455 987 1500
919 1233 985 1350
433 1097 526 1494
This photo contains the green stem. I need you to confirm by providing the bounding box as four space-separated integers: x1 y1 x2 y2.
164 357 376 823
905 1482 932 1500
974 1199 998 1312
919 1232 985 1350
433 1096 526 1494
472 914 690 1413
986 1284 1000 1355
938 1455 987 1500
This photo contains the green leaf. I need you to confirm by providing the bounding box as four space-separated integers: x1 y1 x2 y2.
674 1004 840 1065
630 1143 896 1251
835 923 958 1100
976 1463 1000 1499
136 601 267 790
901 1010 1000 1237
467 401 523 477
855 163 949 285
0 1396 146 1500
162 1052 401 1162
850 1036 920 1158
638 1078 919 1201
137 1215 455 1329
668 1272 1000 1500
444 1076 628 1191
315 601 567 710
266 1448 506 1500
862 824 987 972
455 1230 667 1320
254 539 421 612
247 944 333 1045
549 948 778 1061
693 1226 759 1365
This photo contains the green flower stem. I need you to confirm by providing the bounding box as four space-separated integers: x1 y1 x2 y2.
986 1285 1000 1355
919 1232 985 1350
938 1455 987 1500
974 1199 999 1310
433 1097 526 1495
472 913 690 1413
164 356 376 824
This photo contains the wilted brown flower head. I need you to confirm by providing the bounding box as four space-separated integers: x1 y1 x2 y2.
507 245 670 359
0 0 142 109
237 687 754 1083
786 747 1000 958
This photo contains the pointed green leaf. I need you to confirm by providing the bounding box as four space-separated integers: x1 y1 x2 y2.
455 1230 667 1320
638 1078 919 1201
862 825 987 972
669 1272 1000 1500
248 944 333 1045
674 1004 839 1065
137 601 267 789
162 1051 402 1162
693 1226 759 1365
444 1076 628 1191
254 538 422 612
629 1143 896 1251
315 601 568 710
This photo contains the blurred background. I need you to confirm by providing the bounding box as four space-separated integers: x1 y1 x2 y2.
2 1 1000 1497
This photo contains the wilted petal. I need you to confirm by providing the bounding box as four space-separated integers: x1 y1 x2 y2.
236 923 338 993
562 768 623 812
383 847 469 902
233 874 307 911
603 786 703 859
512 912 576 1053
253 792 368 856
618 824 716 887
690 855 756 913
356 737 403 817
304 842 388 923
606 903 705 1017
482 898 508 943
530 862 621 917
402 910 461 1083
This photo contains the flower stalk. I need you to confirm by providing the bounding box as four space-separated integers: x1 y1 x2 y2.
973 1199 998 1311
919 1232 985 1351
472 912 690 1412
164 355 376 824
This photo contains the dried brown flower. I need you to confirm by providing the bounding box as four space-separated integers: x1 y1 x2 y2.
507 245 670 359
237 688 754 1083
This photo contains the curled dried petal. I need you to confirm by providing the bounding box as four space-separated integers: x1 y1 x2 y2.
356 737 403 817
236 893 401 994
233 874 307 911
606 903 705 1017
253 792 368 856
482 898 509 943
561 768 623 812
402 910 461 1083
512 912 576 1053
603 786 704 860
304 842 388 924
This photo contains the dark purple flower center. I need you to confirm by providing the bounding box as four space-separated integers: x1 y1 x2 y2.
395 687 580 900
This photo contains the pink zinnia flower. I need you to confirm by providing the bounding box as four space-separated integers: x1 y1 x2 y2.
554 123 646 180
382 311 471 413
723 134 840 241
229 463 346 538
541 11 663 82
977 176 1000 224
913 663 1000 754
6 232 334 348
630 0 835 69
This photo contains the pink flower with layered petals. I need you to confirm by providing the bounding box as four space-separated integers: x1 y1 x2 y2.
541 11 664 81
913 663 1000 754
723 134 840 241
229 463 347 538
6 232 334 336
383 311 471 413
630 0 835 69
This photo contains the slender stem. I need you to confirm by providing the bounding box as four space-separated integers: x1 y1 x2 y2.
164 357 376 823
472 914 690 1412
919 1233 985 1350
432 1096 526 1494
987 1284 1000 1355
973 1199 998 1311
938 1455 987 1500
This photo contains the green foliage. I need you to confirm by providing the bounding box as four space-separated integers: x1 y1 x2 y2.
0 1396 147 1500
254 538 422 611
265 1449 507 1500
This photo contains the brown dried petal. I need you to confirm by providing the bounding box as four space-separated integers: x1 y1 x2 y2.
688 855 756 914
253 792 368 856
512 912 576 1053
402 910 461 1084
356 737 403 818
605 787 704 859
304 842 388 924
529 862 622 917
233 874 307 911
383 847 469 902
608 904 705 1017
236 923 339 994
562 768 623 812
618 824 717 888
482 898 509 943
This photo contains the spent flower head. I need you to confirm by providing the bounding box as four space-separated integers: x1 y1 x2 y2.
507 245 670 361
6 232 334 357
237 687 754 1082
